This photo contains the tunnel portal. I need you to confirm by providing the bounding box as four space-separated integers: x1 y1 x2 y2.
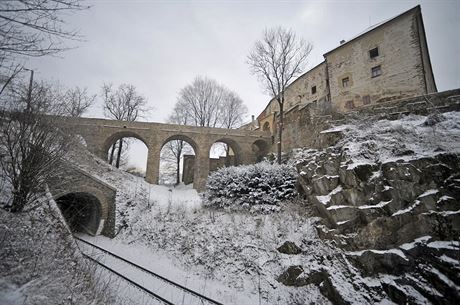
56 192 102 235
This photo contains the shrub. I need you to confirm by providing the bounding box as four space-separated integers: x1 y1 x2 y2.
205 162 297 210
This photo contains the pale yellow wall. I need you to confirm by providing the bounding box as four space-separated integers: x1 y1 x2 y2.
326 10 426 112
283 63 328 109
258 62 328 120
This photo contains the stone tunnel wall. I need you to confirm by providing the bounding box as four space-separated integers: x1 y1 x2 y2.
47 162 117 237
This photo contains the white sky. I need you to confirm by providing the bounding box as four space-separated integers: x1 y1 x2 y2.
27 0 460 169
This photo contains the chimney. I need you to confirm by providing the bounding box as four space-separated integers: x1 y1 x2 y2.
340 40 346 45
251 115 255 123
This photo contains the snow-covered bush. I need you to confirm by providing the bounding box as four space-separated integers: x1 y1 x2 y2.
205 162 297 211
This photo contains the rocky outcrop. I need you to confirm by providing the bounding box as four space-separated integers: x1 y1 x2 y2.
277 266 352 305
295 149 460 304
297 151 459 248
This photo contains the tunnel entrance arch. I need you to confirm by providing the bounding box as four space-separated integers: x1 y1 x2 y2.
56 192 102 235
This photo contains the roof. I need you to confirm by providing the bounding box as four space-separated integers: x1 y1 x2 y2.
323 5 421 56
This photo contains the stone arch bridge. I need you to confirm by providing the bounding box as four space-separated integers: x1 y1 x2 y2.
48 117 270 237
58 116 272 191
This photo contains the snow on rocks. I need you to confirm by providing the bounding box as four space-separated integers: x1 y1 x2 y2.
293 110 460 304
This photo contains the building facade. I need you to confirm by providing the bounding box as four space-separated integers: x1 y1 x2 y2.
257 5 437 134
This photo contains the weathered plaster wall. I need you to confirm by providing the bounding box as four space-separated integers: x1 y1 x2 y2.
326 10 427 112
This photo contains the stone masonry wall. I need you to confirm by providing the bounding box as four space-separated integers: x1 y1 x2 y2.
280 89 460 152
47 163 117 237
327 9 429 112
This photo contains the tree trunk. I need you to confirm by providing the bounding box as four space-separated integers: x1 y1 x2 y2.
109 142 116 165
225 144 231 166
115 139 123 168
277 102 283 164
176 154 181 185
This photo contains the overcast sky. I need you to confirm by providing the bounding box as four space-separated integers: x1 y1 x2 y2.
29 0 460 123
27 0 460 169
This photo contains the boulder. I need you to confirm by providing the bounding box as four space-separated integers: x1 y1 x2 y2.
326 205 359 224
277 241 302 255
342 188 365 206
382 162 421 183
347 249 412 275
353 164 377 181
312 175 339 195
339 166 359 188
276 265 306 286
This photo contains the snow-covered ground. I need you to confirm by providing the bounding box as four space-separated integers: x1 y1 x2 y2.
3 110 459 304
83 181 335 304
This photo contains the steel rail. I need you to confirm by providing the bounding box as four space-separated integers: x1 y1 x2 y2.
81 252 174 305
75 236 223 305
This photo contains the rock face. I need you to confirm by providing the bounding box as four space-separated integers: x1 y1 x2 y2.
297 151 459 247
295 150 460 304
277 241 302 254
277 266 353 305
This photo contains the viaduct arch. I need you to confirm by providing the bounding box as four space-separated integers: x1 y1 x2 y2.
58 117 272 191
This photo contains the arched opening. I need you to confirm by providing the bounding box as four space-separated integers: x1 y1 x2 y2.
263 121 271 132
159 135 198 186
56 192 102 235
103 131 148 177
209 138 241 170
252 139 270 162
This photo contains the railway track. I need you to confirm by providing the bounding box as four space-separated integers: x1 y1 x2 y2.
75 236 223 305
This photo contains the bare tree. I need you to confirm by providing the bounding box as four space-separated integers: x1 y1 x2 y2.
176 76 224 128
175 76 247 129
219 91 248 163
62 86 96 117
0 80 72 212
219 91 248 129
163 106 193 184
101 83 149 168
247 27 312 164
163 76 248 182
0 0 88 95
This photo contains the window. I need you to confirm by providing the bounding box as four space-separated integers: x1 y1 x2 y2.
362 95 371 105
345 100 355 109
311 86 317 94
342 77 350 88
369 47 379 58
371 65 382 78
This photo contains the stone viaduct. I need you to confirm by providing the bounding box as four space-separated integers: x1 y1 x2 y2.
57 116 272 191
46 116 271 237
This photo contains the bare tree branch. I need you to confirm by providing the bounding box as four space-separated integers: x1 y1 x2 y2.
0 80 73 212
101 83 149 168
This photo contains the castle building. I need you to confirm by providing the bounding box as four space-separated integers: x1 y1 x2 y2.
257 5 437 134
